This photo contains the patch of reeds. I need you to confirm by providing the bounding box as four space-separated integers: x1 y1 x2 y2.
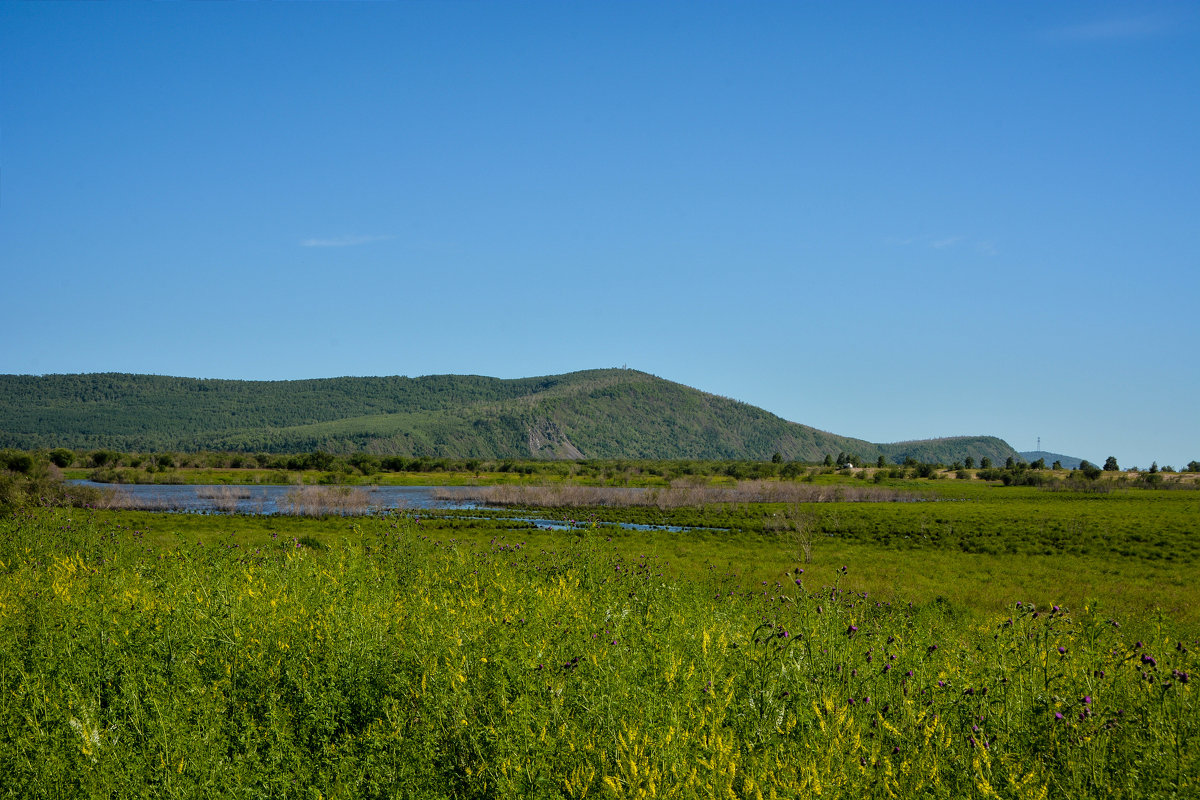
434 480 921 509
86 489 189 512
196 486 252 513
278 485 371 516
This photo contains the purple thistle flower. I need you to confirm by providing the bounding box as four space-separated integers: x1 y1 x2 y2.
1083 695 1092 705
1055 712 1064 720
1058 646 1067 655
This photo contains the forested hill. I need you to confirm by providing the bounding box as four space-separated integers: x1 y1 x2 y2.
0 370 1018 463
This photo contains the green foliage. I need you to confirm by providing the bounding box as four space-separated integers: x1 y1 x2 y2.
0 371 1019 465
48 448 75 468
0 449 34 474
1105 456 1120 471
88 450 121 468
0 454 104 510
0 508 1195 798
780 460 805 479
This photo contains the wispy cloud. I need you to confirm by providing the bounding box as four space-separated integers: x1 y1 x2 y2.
300 234 393 248
886 234 997 257
1049 15 1172 42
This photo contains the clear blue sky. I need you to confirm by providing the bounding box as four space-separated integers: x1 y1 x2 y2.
2 2 1197 468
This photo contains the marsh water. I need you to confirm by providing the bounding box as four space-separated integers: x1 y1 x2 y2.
69 481 469 514
66 481 710 533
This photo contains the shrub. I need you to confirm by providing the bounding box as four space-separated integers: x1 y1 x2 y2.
89 450 120 468
48 448 75 468
0 450 34 474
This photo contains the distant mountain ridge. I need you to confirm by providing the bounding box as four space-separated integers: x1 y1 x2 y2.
1018 451 1085 470
0 369 1019 464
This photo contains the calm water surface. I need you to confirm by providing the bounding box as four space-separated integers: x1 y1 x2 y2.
69 481 465 514
66 481 712 533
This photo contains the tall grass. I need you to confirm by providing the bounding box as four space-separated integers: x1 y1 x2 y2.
435 480 920 509
0 508 1193 798
278 484 372 516
196 485 252 513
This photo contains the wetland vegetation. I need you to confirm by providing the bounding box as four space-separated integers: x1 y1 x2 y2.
1 448 1197 797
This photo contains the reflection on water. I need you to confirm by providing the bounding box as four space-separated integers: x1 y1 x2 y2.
68 481 468 514
65 481 715 533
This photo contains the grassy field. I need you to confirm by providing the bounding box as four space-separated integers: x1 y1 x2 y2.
50 478 1200 631
1 480 1197 797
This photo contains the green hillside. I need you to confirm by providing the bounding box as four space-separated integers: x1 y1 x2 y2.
0 370 1017 463
1018 451 1085 470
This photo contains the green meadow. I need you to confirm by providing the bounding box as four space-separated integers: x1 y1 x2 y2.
1 469 1197 797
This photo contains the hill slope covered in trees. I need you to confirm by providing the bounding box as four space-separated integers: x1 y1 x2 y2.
0 370 1017 463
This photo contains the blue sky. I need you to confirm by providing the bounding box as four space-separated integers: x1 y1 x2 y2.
2 2 1197 467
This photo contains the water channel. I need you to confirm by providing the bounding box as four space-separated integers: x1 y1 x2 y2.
67 481 715 533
